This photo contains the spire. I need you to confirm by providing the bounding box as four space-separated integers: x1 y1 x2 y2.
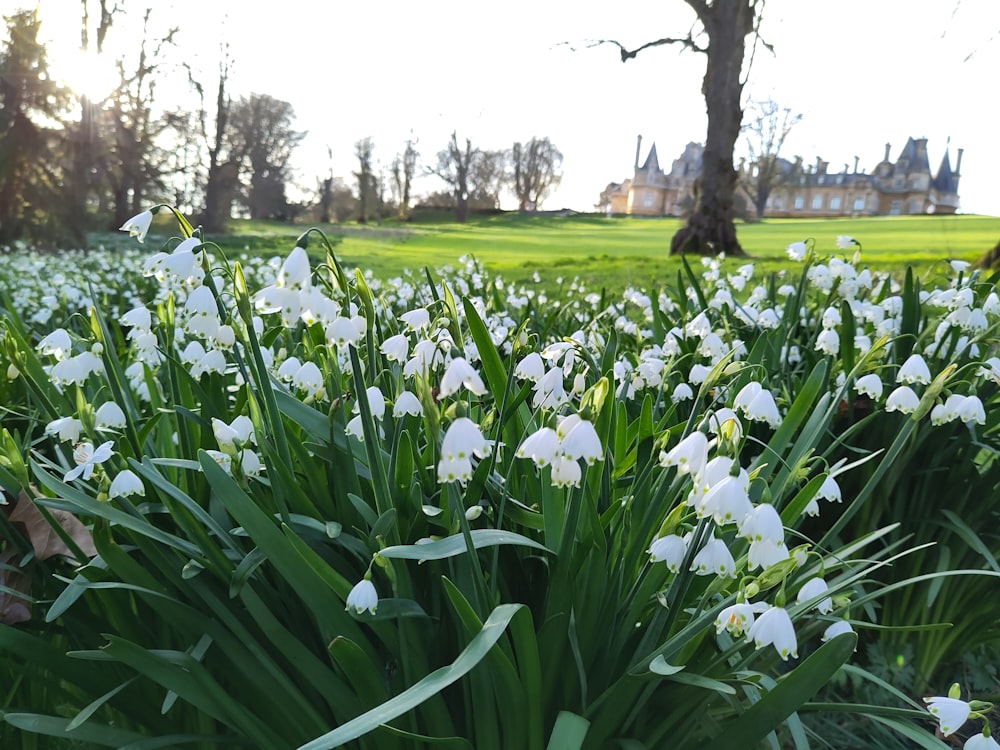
640 143 660 173
933 150 958 194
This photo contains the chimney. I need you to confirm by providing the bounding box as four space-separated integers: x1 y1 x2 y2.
635 135 642 171
884 143 891 162
816 158 828 175
854 155 860 173
955 148 964 174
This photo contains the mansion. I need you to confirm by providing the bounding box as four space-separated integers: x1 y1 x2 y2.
600 135 963 218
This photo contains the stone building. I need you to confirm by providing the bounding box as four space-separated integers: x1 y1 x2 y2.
599 136 962 217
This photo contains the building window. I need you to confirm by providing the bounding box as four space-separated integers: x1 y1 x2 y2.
890 199 902 215
643 193 654 208
853 197 865 211
830 196 841 210
773 196 784 209
794 195 804 210
811 195 823 209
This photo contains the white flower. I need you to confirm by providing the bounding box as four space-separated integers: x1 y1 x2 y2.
923 695 970 737
241 449 264 477
37 328 73 359
346 578 378 615
659 431 708 476
437 455 473 484
747 538 790 570
886 386 920 414
392 391 423 417
715 602 764 637
109 469 145 498
822 620 854 642
747 606 798 660
690 537 736 578
786 241 807 261
516 427 559 468
797 577 833 614
817 475 842 503
702 475 753 526
965 731 1000 750
836 235 857 250
558 418 603 465
815 329 840 356
440 357 487 398
854 374 884 400
400 308 431 331
550 455 582 488
733 382 762 414
119 209 154 242
95 402 127 430
739 503 784 542
380 333 410 363
949 260 971 273
745 390 782 428
45 417 82 443
897 354 931 385
688 363 711 385
648 535 687 572
671 383 694 402
958 395 986 425
325 317 362 347
514 352 546 382
64 441 114 482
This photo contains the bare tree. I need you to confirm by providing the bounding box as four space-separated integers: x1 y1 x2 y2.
594 0 766 256
469 149 506 211
430 132 476 223
391 138 418 221
740 98 801 219
509 137 563 211
353 137 375 223
197 46 239 232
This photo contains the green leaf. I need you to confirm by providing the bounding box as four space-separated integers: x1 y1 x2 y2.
710 632 857 749
1 713 145 746
379 530 552 561
545 711 590 750
297 603 523 750
647 655 684 676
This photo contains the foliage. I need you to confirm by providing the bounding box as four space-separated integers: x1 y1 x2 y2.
0 213 998 748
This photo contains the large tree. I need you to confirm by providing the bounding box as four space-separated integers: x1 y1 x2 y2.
740 97 801 219
227 93 305 220
600 0 765 256
391 138 418 221
0 9 72 244
430 132 476 223
353 137 376 223
509 137 563 211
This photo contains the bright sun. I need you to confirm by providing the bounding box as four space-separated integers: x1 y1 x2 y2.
49 45 121 103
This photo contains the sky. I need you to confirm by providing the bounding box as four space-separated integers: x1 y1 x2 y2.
28 0 1000 216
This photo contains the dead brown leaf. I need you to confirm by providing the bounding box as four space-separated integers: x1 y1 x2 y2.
9 491 97 561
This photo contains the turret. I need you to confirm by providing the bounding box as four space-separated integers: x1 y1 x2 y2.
635 135 642 171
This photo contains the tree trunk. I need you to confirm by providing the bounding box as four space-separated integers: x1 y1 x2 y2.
671 0 753 257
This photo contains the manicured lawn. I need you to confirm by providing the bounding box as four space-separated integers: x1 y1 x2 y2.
111 211 1000 293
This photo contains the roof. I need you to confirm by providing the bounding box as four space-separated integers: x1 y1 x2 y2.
933 151 958 194
639 143 661 173
895 137 931 173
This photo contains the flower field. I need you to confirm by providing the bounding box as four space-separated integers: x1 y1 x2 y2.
0 208 998 748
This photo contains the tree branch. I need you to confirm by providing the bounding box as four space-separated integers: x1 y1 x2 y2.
583 34 707 61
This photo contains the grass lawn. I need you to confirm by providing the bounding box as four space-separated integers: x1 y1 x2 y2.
115 211 1000 293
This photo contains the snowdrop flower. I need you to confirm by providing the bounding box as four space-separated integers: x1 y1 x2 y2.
747 538 790 570
923 695 971 737
690 537 736 578
517 427 559 468
95 402 127 431
119 209 154 242
204 449 233 474
854 374 884 400
325 317 361 347
733 382 762 414
949 259 971 274
965 731 1000 750
786 241 807 262
822 620 855 642
797 577 833 614
706 408 743 442
715 602 765 637
739 503 784 542
557 417 603 465
109 469 145 499
514 352 546 382
885 386 920 414
392 391 423 418
45 417 82 443
550 455 583 488
748 606 798 660
701 475 753 526
64 441 114 482
240 449 264 477
817 475 842 503
688 363 711 385
532 367 567 410
815 329 840 356
291 362 325 399
896 354 931 385
958 395 986 425
671 382 694 402
659 431 708 476
400 308 431 331
836 235 857 250
648 534 687 572
380 333 409 363
346 578 378 615
745 390 782 428
190 349 227 378
50 351 104 387
37 328 73 359
440 357 487 398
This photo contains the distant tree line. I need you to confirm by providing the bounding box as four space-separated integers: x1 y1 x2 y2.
0 8 565 245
